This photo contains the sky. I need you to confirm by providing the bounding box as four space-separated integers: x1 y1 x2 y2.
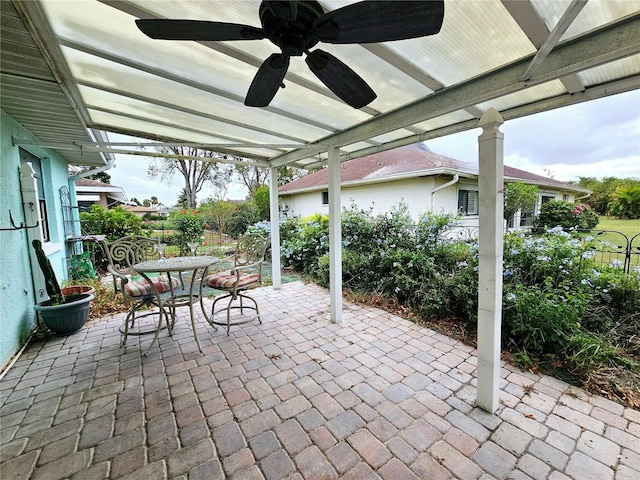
108 89 640 207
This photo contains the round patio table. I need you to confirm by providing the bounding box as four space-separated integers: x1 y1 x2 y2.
133 256 218 354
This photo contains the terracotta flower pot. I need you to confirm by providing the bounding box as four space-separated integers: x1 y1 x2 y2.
61 285 95 296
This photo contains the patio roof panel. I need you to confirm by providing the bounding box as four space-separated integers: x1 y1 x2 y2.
383 0 536 87
576 54 640 86
3 0 638 169
475 79 567 113
532 0 640 42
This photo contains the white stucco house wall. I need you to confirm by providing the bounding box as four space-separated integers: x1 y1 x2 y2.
278 144 590 228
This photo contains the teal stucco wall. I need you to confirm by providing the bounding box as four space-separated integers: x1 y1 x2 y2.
0 110 73 370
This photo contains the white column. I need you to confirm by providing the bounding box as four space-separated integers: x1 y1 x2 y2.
327 147 342 323
269 167 281 289
476 108 504 413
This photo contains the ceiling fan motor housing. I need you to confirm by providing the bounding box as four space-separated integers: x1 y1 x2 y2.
259 1 325 56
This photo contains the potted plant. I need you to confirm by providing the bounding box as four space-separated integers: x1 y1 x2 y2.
32 239 94 335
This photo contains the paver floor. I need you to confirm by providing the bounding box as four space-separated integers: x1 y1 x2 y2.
1 281 639 479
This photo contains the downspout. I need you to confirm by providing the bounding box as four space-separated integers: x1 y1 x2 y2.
575 192 591 201
69 158 115 181
431 174 459 207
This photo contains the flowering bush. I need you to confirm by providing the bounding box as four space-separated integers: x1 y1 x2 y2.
534 200 598 230
502 227 638 373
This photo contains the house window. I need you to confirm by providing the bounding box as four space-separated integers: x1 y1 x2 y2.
457 189 478 215
541 195 555 204
321 191 329 205
520 208 535 227
563 194 570 201
20 149 50 242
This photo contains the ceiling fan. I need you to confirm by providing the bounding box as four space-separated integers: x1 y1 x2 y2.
136 1 445 109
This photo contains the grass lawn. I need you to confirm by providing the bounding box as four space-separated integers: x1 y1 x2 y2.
597 216 640 238
587 217 640 270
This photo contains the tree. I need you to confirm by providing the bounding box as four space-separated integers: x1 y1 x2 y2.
573 177 640 215
609 185 640 219
175 189 189 209
147 146 233 208
200 200 239 245
234 160 269 197
504 182 538 228
253 185 270 220
277 165 308 186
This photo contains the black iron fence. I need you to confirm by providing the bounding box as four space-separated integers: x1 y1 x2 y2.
445 226 640 274
576 229 640 274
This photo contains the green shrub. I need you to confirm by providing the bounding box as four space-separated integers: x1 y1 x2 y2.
226 202 261 238
80 205 145 241
280 203 638 382
503 282 587 354
534 200 598 230
281 213 329 275
169 209 206 251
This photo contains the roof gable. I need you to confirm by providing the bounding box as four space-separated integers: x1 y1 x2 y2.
279 144 588 194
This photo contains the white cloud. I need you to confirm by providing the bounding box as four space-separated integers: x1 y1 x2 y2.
427 90 640 182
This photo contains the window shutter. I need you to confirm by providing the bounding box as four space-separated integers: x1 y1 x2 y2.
468 191 478 215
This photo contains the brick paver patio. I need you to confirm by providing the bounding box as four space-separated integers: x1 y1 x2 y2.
1 281 639 479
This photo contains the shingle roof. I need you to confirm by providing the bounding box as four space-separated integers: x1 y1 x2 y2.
75 178 110 187
279 144 588 194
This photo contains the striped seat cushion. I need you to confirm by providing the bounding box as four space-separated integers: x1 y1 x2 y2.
205 272 260 290
124 276 180 297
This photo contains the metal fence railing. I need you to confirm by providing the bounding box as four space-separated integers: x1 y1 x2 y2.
445 226 640 274
576 229 640 274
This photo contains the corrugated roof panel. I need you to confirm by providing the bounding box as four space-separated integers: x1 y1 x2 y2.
531 0 640 41
89 110 282 160
5 0 637 171
412 110 478 133
384 0 535 87
91 110 277 158
577 54 640 87
81 87 316 150
475 80 567 113
63 48 340 142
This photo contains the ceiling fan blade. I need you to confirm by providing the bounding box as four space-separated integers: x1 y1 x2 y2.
245 54 290 107
313 1 444 44
305 50 376 109
136 19 265 41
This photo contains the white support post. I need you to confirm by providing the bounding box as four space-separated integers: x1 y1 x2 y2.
269 167 281 289
476 108 505 413
327 147 342 323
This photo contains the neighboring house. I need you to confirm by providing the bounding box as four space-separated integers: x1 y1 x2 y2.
279 144 590 228
122 205 169 218
74 178 132 212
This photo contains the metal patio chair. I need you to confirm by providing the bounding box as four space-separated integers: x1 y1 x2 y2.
203 234 268 334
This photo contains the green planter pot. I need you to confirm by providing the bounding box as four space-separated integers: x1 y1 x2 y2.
34 293 94 335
